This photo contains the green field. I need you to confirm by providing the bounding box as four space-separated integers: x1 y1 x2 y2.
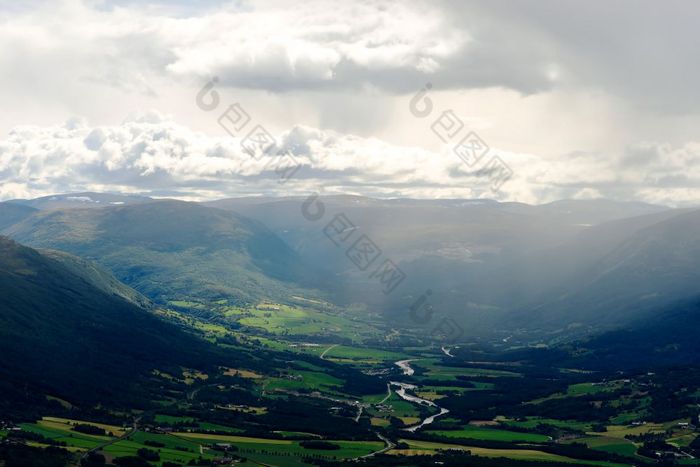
395 440 629 466
264 370 344 392
20 419 115 451
320 344 409 362
104 433 208 466
564 436 638 457
413 359 521 381
153 414 196 425
231 304 382 342
427 425 551 443
500 417 594 432
172 432 383 464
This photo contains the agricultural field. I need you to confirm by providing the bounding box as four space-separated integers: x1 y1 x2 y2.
563 436 638 457
390 439 630 466
103 431 208 466
499 417 594 432
172 432 383 465
18 418 120 452
5 300 700 467
412 358 522 381
318 344 410 363
425 425 552 442
225 303 385 342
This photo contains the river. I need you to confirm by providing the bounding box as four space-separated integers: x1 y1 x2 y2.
395 359 415 376
391 360 450 432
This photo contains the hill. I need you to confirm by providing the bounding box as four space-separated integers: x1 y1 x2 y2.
205 196 675 333
3 200 324 305
521 208 700 330
0 202 38 231
0 237 219 411
6 192 153 211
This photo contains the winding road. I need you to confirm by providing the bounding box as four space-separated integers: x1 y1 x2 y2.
320 344 339 360
357 432 396 459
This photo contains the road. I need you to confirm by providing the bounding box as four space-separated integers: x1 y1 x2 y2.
357 432 396 459
320 343 339 360
377 383 392 404
76 417 139 466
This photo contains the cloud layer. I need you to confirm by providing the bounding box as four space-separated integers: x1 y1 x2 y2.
4 0 699 103
1 1 699 206
1 114 699 206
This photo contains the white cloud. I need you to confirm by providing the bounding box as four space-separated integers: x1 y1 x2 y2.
1 0 700 206
1 115 699 206
0 0 466 94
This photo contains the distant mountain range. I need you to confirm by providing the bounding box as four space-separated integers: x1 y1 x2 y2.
3 197 324 306
2 192 699 340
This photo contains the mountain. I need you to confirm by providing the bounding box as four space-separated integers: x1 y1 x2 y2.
577 296 700 369
6 192 153 211
40 248 152 309
0 237 217 409
3 200 323 305
529 199 667 226
205 196 675 333
523 208 700 330
3 192 693 338
0 202 38 231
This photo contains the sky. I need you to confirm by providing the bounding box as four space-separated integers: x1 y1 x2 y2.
1 0 699 205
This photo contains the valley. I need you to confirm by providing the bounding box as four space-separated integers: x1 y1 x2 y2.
2 195 700 466
4 293 700 466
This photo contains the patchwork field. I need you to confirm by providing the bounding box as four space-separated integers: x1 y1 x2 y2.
392 440 630 466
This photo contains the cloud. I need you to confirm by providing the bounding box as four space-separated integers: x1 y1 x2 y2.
2 0 700 118
3 0 691 108
0 113 508 200
0 0 467 95
1 1 700 206
1 114 699 206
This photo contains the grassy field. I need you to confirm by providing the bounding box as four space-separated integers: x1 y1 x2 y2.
393 440 630 466
499 417 594 432
413 359 521 381
426 425 551 442
172 432 383 464
563 436 638 457
319 344 409 362
530 381 624 404
20 418 116 451
601 423 666 439
103 431 208 466
264 370 344 393
153 414 196 425
229 303 383 342
196 422 244 433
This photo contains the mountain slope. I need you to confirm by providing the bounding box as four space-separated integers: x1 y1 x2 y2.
524 208 700 329
0 237 217 407
3 200 323 305
0 202 38 231
559 296 700 370
6 192 153 211
41 248 153 309
206 196 676 332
